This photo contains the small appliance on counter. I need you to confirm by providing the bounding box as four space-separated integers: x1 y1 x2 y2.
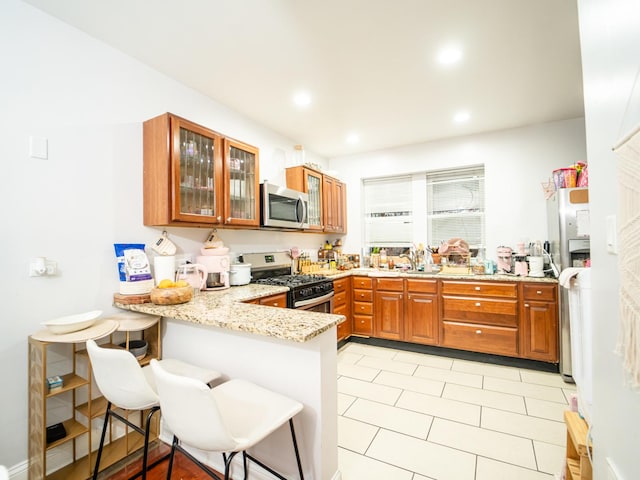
195 230 231 290
496 246 513 273
175 263 207 291
197 254 230 290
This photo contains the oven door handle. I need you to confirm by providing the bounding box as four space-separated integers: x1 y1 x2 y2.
294 291 334 308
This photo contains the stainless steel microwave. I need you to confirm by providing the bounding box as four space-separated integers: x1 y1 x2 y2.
260 182 309 229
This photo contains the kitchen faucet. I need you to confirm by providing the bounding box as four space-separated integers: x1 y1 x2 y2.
399 252 416 270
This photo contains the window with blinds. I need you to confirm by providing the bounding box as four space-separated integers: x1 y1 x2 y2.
362 166 484 252
363 175 414 250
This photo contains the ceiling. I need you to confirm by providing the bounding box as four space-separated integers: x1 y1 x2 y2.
24 0 584 158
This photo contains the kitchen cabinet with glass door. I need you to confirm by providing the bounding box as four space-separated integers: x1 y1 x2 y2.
223 138 260 227
286 166 324 231
144 113 224 227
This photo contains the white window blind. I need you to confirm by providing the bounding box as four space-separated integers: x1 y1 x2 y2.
362 166 485 251
363 175 413 247
427 167 485 248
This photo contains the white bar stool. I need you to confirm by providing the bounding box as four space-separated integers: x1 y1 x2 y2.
87 339 222 480
150 359 305 480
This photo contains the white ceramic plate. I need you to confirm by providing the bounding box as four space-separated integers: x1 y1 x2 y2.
42 310 103 334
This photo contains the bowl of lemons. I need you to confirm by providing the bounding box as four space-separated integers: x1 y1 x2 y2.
150 279 193 305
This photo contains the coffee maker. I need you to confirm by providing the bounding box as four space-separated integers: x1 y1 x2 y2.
196 254 230 290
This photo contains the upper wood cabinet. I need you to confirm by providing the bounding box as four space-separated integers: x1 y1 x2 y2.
323 175 347 234
286 166 324 231
223 138 260 227
143 113 259 228
286 166 347 234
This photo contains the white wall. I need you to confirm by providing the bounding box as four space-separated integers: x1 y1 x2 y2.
330 118 587 259
0 0 330 470
577 0 640 479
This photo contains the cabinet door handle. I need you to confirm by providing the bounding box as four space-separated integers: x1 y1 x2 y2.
475 302 481 307
475 286 481 291
217 216 222 222
475 329 482 334
525 303 530 307
536 290 542 295
227 217 232 222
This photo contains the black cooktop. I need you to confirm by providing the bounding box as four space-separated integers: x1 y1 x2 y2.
256 274 328 288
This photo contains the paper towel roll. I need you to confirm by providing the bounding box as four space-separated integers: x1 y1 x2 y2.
153 255 176 285
558 267 586 288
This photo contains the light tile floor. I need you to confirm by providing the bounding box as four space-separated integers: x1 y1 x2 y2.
337 342 575 480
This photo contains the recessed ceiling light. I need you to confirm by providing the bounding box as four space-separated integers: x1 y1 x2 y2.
437 46 463 66
293 91 312 108
346 133 360 144
453 111 471 123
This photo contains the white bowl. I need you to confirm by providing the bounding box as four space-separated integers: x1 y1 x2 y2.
42 310 102 334
200 246 230 256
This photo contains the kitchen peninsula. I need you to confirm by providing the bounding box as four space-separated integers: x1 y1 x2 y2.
115 284 345 480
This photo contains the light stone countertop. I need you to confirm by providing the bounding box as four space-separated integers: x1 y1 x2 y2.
115 283 345 343
315 268 559 283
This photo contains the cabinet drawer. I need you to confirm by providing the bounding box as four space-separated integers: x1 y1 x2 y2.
334 303 348 316
334 291 348 307
352 276 373 289
442 297 517 327
406 279 437 294
353 301 373 315
522 283 557 302
442 281 517 298
375 278 404 291
353 289 373 302
442 321 518 357
258 293 287 308
333 277 349 294
353 314 373 335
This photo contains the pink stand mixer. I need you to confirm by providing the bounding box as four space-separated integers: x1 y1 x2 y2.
496 246 513 273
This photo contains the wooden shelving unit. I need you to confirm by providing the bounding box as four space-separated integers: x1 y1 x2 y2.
564 410 593 480
28 313 161 480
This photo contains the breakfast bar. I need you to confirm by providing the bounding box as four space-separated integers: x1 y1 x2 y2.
115 284 345 480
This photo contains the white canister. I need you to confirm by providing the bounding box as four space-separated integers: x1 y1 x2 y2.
229 263 251 286
153 255 176 286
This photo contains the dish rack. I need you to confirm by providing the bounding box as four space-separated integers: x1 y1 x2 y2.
440 252 472 275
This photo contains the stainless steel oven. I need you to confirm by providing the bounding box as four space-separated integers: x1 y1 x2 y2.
293 290 334 313
240 251 334 311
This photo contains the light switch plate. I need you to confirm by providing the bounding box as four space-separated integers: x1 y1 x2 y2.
29 136 48 159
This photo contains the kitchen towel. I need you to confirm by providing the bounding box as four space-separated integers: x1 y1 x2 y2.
613 123 640 388
559 267 586 289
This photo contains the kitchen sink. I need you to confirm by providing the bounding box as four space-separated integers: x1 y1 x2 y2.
403 270 439 276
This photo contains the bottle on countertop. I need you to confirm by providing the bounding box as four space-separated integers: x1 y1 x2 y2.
379 248 388 268
473 247 486 274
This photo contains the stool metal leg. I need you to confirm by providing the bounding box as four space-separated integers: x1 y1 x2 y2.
92 402 113 480
289 418 304 479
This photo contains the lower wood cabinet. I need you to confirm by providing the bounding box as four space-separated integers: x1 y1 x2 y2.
441 280 519 357
374 278 404 340
520 283 559 362
404 279 439 345
333 277 352 341
244 293 287 307
347 275 558 363
352 276 373 336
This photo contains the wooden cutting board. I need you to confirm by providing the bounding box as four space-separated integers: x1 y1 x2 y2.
113 292 151 305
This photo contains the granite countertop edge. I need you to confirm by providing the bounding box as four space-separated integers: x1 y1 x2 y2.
319 268 558 283
115 284 345 343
